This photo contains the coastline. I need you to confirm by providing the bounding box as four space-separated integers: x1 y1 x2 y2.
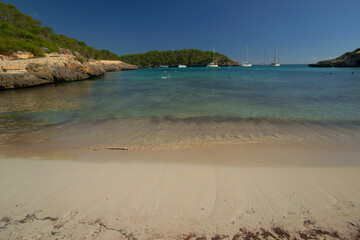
1 59 360 239
1 142 360 239
0 55 138 89
309 49 360 67
1 1 359 239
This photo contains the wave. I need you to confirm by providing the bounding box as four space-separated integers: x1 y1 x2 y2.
113 115 360 128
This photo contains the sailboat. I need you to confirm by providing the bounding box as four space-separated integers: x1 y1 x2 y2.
240 44 252 67
271 48 280 67
206 46 219 68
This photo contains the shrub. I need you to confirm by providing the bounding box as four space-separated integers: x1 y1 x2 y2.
345 52 355 56
75 56 85 63
0 2 121 60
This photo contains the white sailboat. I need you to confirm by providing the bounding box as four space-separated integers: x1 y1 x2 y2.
206 46 219 68
271 48 280 67
241 44 252 67
178 64 187 68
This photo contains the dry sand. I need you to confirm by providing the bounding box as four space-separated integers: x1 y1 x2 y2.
0 143 360 239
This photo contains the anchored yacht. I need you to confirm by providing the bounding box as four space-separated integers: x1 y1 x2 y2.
240 44 252 67
271 48 280 67
207 46 219 68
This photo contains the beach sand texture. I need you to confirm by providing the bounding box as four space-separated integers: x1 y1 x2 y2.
0 144 359 239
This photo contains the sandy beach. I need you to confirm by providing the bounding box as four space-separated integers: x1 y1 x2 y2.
1 143 360 240
1 0 360 239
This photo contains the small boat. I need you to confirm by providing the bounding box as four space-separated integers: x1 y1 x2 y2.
207 62 218 68
271 48 280 67
240 63 252 67
207 47 219 68
178 64 187 68
240 44 252 67
160 65 168 68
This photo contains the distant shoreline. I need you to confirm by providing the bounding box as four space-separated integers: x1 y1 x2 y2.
309 48 360 67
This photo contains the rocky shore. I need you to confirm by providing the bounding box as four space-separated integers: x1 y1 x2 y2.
0 55 138 89
309 49 360 67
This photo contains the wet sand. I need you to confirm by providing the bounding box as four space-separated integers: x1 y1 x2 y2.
0 143 360 239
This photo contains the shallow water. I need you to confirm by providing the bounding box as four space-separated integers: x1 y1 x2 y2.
1 65 360 153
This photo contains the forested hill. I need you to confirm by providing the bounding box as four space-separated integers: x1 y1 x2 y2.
309 48 360 67
0 2 119 59
0 2 238 66
118 49 238 67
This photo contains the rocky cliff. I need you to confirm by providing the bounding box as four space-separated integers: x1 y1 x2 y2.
0 55 138 89
309 49 360 67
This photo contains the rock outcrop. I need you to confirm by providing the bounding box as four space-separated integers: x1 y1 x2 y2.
0 52 34 61
0 55 13 61
0 73 51 89
0 55 138 89
309 49 360 67
12 51 34 59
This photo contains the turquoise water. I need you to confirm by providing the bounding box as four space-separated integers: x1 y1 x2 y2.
1 65 360 151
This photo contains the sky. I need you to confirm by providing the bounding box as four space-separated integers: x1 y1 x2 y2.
3 0 360 64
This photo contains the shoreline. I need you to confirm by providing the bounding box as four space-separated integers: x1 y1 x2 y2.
0 55 138 90
309 49 360 68
2 138 360 162
1 142 360 239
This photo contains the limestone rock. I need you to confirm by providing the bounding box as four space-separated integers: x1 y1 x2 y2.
0 73 50 89
34 65 90 82
12 51 34 60
0 56 138 89
0 54 14 62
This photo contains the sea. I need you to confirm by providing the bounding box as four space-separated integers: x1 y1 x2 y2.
1 65 360 155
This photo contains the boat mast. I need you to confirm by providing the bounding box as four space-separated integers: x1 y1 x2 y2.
246 44 249 63
264 49 266 65
213 46 215 63
274 48 277 64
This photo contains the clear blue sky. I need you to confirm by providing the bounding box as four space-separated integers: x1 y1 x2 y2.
3 0 360 64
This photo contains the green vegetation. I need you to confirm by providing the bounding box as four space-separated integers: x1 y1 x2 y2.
75 55 85 64
0 2 119 59
344 48 360 57
0 2 235 66
345 51 356 57
118 49 231 67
